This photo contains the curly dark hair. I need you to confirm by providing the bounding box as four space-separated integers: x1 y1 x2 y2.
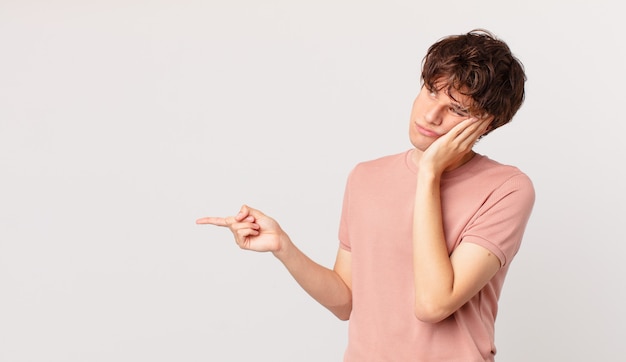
421 29 526 135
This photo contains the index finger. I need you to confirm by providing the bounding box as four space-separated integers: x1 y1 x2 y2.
196 217 228 226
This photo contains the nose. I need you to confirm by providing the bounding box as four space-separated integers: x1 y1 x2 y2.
424 104 444 126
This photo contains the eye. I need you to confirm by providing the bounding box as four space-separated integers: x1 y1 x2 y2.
450 107 469 117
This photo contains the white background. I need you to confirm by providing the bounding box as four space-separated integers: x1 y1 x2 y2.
1 1 625 361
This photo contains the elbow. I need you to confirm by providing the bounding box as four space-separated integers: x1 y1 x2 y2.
335 311 351 321
414 300 452 324
330 300 352 321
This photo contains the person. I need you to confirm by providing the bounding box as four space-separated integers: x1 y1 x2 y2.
197 29 535 361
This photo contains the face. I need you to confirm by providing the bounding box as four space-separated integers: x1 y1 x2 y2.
408 84 478 151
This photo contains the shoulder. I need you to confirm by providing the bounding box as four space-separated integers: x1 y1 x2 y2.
445 154 535 209
471 155 535 206
351 150 411 175
468 154 533 188
343 150 414 193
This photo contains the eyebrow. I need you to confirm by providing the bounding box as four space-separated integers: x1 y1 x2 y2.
448 96 470 113
446 90 471 114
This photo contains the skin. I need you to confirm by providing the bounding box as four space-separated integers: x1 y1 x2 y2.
197 83 501 323
196 207 353 320
409 85 501 322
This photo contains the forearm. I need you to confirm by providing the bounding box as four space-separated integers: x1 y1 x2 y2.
273 235 352 320
412 171 455 322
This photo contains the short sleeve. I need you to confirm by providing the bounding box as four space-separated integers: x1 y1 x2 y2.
462 173 535 267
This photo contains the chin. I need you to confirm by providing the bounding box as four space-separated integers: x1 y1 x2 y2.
409 136 432 152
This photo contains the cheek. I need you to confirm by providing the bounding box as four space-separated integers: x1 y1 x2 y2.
440 117 465 134
409 98 421 120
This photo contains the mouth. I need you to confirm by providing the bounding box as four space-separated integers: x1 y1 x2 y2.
415 123 440 138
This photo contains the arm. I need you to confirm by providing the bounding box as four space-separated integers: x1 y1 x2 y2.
275 242 353 320
412 118 500 323
196 205 352 320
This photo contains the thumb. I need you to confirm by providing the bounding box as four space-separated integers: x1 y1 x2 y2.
236 204 261 221
243 205 269 222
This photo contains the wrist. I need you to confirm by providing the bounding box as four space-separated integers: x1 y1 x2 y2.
272 232 294 261
417 167 442 184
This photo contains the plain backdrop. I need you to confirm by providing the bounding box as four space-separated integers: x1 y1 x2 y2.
1 1 625 361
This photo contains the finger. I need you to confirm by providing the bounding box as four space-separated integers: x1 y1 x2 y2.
447 117 477 136
459 122 487 147
461 117 489 139
472 118 491 138
445 117 480 143
196 217 228 226
474 117 491 129
235 226 260 238
224 216 237 225
231 220 260 231
234 229 260 248
238 205 268 224
235 204 251 222
244 205 266 220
